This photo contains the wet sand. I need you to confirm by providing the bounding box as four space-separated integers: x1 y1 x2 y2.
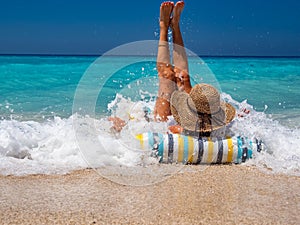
0 165 299 224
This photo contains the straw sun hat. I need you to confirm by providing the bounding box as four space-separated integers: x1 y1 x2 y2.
170 84 236 133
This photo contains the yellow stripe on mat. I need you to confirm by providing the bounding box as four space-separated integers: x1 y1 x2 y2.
227 138 234 162
135 134 144 149
178 135 184 163
187 136 194 163
207 138 214 163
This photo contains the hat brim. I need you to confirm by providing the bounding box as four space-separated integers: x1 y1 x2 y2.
170 91 236 133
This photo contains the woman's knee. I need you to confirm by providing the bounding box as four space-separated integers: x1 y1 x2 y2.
157 64 175 80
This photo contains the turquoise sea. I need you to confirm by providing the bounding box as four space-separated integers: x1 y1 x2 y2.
1 55 299 124
0 55 299 177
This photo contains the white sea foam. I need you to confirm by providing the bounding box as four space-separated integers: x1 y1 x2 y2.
0 116 88 175
223 93 300 176
0 94 299 176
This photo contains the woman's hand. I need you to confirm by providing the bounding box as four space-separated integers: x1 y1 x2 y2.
168 124 183 134
174 68 192 93
237 108 250 118
108 117 126 132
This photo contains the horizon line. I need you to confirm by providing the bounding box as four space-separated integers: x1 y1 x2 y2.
0 53 300 58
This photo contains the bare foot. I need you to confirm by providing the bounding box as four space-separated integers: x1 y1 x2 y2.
160 1 174 30
171 1 184 28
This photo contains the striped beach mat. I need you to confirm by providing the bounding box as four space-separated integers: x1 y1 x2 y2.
136 132 263 164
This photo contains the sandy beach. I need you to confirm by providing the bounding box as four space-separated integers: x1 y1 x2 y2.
0 165 299 225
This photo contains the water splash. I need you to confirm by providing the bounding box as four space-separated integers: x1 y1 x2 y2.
0 94 299 176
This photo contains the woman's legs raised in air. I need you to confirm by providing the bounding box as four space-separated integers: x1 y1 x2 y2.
109 2 191 131
171 1 192 93
154 1 177 121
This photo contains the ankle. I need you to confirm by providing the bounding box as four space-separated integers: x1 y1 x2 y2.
159 22 169 32
159 30 168 40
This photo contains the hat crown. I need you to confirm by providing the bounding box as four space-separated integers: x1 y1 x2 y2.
188 84 221 114
170 84 236 133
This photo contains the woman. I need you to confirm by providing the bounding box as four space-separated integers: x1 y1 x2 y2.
110 1 236 137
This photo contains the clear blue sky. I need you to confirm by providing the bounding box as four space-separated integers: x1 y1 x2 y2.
0 0 299 56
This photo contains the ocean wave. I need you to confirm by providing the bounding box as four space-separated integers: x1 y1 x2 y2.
0 94 299 176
